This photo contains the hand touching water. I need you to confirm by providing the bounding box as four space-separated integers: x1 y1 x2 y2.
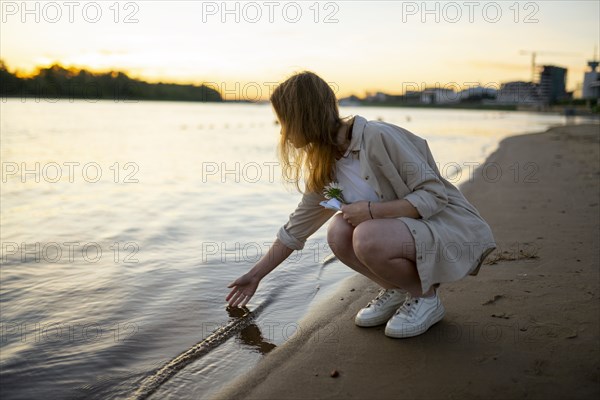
224 238 294 308
226 273 260 307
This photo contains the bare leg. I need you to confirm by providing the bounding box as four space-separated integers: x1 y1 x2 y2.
352 219 434 298
327 214 399 290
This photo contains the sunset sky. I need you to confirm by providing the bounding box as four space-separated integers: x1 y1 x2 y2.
1 0 598 100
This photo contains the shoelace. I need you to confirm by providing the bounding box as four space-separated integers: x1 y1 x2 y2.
395 294 419 316
366 289 393 308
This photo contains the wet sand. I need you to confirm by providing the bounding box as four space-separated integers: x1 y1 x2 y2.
213 123 600 400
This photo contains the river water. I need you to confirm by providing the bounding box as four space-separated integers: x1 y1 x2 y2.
1 99 591 399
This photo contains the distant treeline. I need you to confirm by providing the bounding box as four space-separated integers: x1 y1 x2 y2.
0 60 222 102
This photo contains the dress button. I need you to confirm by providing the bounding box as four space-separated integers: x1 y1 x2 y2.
412 229 417 234
365 175 369 180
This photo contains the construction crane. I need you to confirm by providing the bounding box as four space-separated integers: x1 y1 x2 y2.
519 50 581 82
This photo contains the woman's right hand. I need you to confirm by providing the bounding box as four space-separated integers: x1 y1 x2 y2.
225 273 260 307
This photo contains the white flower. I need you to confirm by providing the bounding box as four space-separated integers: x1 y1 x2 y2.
323 182 345 203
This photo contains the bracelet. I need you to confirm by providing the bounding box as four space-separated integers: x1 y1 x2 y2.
368 201 374 219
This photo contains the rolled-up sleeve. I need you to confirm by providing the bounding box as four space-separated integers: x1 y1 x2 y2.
277 190 337 250
379 131 448 219
403 188 447 220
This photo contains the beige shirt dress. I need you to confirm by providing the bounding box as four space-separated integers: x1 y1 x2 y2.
277 115 497 294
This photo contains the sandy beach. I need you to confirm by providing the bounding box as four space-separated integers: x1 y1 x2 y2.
213 123 600 400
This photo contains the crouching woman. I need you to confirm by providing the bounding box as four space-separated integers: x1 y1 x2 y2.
225 71 496 338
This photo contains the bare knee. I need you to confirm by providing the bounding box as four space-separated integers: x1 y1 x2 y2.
352 220 383 265
353 220 417 265
327 214 353 256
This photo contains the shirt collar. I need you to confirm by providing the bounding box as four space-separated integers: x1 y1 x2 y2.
343 115 367 156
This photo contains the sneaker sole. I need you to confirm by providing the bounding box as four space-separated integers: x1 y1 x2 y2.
384 303 445 338
355 312 396 327
354 293 407 327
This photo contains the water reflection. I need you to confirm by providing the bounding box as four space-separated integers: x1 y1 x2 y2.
226 306 277 355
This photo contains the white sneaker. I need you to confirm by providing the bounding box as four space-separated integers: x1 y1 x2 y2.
355 288 407 327
384 291 445 338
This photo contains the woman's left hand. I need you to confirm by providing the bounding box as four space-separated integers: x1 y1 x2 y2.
340 201 372 227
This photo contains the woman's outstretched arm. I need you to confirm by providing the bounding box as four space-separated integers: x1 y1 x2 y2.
225 238 293 307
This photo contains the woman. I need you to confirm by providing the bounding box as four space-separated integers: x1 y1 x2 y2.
225 71 496 338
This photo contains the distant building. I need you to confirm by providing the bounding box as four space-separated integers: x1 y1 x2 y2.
539 65 569 104
338 95 362 106
365 91 388 102
496 81 541 104
420 88 459 104
457 86 498 101
582 59 600 100
402 91 422 104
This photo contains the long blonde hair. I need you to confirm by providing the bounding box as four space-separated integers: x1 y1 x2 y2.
270 71 349 193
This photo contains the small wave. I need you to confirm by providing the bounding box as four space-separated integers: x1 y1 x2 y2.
129 287 282 400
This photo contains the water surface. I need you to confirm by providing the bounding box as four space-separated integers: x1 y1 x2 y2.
1 100 591 399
